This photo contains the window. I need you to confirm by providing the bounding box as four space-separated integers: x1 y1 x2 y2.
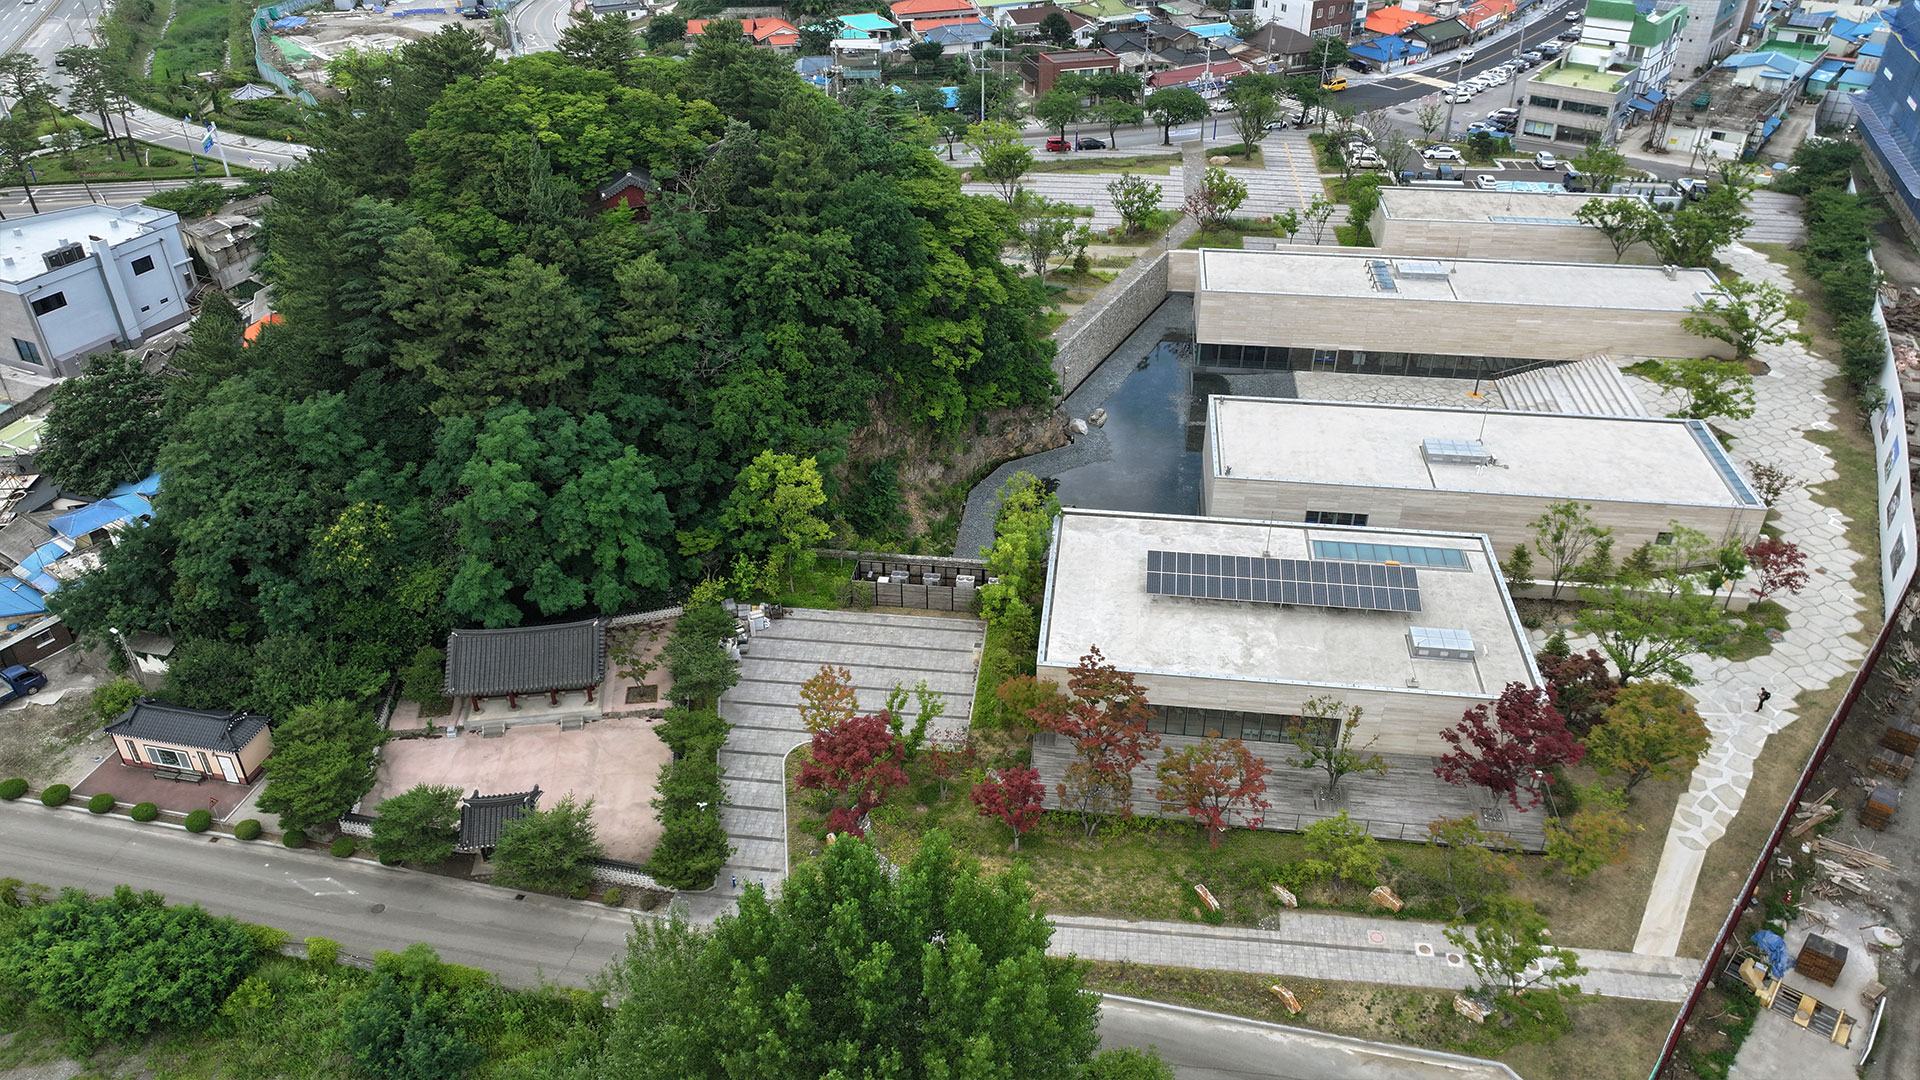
1885 439 1902 480
1147 705 1325 746
42 244 84 271
1306 510 1369 527
1656 531 1674 546
1312 540 1469 568
1895 535 1908 575
1889 489 1903 527
12 338 40 366
1529 94 1560 108
1562 100 1609 116
144 746 195 769
131 255 155 275
29 292 66 316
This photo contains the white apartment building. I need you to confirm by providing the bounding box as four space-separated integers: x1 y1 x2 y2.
1569 0 1690 96
1245 0 1365 41
0 205 196 378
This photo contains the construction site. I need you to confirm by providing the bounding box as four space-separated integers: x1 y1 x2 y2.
256 0 506 99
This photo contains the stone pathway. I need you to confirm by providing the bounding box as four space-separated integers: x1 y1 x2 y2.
1744 191 1810 247
712 608 984 896
1555 243 1873 957
1051 913 1699 1002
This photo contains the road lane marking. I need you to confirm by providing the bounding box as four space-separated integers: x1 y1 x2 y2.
290 877 358 897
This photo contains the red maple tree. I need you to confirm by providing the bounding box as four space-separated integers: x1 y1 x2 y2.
1153 737 1272 849
796 713 908 836
1033 647 1161 837
925 731 980 802
1433 682 1585 811
1535 647 1618 737
971 766 1047 850
1744 537 1810 603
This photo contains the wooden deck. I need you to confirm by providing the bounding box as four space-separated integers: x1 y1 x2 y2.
1033 733 1550 851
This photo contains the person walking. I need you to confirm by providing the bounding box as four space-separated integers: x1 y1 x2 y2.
1756 688 1772 712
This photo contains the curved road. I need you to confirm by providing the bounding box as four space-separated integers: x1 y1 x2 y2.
0 802 1518 1079
506 0 579 54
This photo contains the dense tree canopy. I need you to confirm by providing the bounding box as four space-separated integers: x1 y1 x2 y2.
47 25 1055 715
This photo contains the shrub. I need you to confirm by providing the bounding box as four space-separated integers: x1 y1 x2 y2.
331 836 356 858
39 784 70 807
0 777 26 800
602 886 624 907
87 793 115 814
186 809 213 833
233 818 262 841
283 828 308 849
90 678 143 723
305 936 341 967
243 922 290 955
130 801 159 822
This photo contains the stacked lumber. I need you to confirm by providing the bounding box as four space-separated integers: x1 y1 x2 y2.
1811 836 1894 896
1791 788 1840 837
1813 837 1894 869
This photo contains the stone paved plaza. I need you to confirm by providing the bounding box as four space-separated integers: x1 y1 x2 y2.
712 608 984 893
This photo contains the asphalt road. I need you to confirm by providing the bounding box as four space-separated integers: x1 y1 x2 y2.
1 804 1524 1080
507 0 576 55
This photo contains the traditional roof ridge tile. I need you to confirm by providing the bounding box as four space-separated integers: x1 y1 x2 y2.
105 698 272 753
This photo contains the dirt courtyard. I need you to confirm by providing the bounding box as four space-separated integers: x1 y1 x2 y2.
367 717 669 865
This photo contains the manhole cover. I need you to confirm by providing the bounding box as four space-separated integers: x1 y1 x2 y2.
369 903 385 914
1368 930 1385 944
1415 943 1434 957
1446 953 1465 966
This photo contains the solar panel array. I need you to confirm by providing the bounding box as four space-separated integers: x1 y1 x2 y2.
1145 550 1422 612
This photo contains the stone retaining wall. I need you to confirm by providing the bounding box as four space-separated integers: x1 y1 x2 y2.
1050 247 1175 397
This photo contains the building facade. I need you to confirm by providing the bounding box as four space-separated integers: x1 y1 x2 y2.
1200 398 1769 563
1672 0 1745 77
1857 2 1920 242
0 205 195 378
1245 0 1364 40
1521 0 1688 145
1191 248 1733 377
105 700 275 784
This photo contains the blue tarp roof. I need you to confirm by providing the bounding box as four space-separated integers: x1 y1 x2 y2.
49 494 150 539
1761 114 1783 139
1187 21 1235 36
1832 15 1886 42
1838 68 1874 89
840 12 897 32
939 86 960 107
1629 96 1656 110
1724 50 1813 77
0 577 46 620
1352 37 1419 62
1859 38 1886 57
106 473 160 500
15 541 66 595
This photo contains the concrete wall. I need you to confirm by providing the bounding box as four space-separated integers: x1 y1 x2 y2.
1033 659 1495 756
1051 249 1172 396
1370 209 1661 264
1201 471 1768 564
1193 289 1733 361
1867 246 1918 620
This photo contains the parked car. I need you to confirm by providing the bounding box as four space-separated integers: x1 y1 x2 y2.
1351 151 1387 169
1045 137 1071 152
1423 144 1464 162
1562 169 1588 192
1534 150 1560 170
1476 174 1500 188
1347 58 1373 73
1265 118 1290 131
1558 28 1580 41
1076 137 1105 150
1523 49 1545 61
1445 91 1474 103
1210 97 1234 113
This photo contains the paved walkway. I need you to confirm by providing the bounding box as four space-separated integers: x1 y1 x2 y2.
1052 913 1699 1002
1589 243 1872 956
713 608 984 894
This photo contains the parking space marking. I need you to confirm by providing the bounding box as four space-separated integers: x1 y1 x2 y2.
290 877 359 897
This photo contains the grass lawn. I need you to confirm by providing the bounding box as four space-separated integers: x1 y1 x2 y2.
150 0 233 85
1180 217 1302 250
1508 763 1685 952
1025 153 1181 176
1207 144 1265 169
1080 963 1675 1080
770 557 857 611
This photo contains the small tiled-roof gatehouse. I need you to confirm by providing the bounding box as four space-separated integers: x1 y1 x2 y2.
104 699 274 784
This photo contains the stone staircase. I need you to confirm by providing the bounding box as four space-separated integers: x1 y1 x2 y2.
1494 355 1649 417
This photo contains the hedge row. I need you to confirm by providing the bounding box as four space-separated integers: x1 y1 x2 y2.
644 706 731 889
1785 141 1888 388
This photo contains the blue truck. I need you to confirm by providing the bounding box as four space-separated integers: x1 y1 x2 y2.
0 665 46 705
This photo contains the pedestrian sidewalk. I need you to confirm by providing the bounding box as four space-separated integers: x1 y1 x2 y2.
1049 912 1701 1002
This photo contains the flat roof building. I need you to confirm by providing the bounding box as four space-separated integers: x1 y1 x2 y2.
1192 248 1731 379
1369 187 1656 263
0 204 196 377
1201 397 1768 560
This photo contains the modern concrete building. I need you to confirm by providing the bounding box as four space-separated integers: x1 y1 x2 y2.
1035 508 1539 759
1190 248 1731 377
1369 187 1653 262
1521 0 1688 145
1672 0 1745 77
1199 398 1769 562
0 205 196 377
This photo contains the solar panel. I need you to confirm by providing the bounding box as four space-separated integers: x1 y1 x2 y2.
1145 551 1420 613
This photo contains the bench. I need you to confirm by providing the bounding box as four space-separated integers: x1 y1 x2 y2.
153 766 203 784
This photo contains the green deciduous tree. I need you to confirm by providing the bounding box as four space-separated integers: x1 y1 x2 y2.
1039 9 1075 46
644 14 689 50
371 784 463 866
1575 196 1664 262
1575 575 1733 686
1225 73 1281 157
1096 100 1145 148
1034 88 1085 139
491 792 604 894
1185 165 1248 229
965 119 1033 201
1570 142 1629 195
1683 279 1811 361
255 699 385 834
594 833 1108 1080
32 352 165 496
0 885 266 1040
343 944 484 1080
1636 355 1757 422
1585 681 1711 792
1425 817 1519 920
1446 896 1586 998
1543 784 1637 880
1146 87 1208 146
1302 811 1383 886
1011 189 1083 284
1107 171 1163 235
718 450 832 593
977 471 1061 627
1287 695 1390 799
1529 500 1612 607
